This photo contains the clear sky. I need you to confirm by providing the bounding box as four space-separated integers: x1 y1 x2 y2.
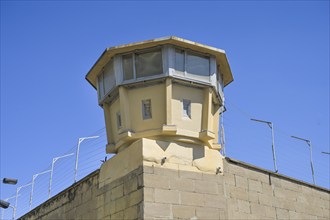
1 0 329 216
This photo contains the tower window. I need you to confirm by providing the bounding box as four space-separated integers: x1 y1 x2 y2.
122 54 134 80
142 99 152 120
186 52 210 77
182 99 191 118
136 49 163 78
174 48 211 82
116 112 122 129
175 49 185 75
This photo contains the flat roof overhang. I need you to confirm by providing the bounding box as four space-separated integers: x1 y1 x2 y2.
85 36 234 89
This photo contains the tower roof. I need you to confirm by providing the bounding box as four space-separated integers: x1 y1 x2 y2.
86 36 234 89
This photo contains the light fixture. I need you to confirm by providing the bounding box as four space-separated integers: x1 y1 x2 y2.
0 200 10 209
2 178 18 185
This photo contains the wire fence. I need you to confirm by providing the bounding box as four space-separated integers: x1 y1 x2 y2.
223 99 330 189
1 128 109 220
1 101 329 219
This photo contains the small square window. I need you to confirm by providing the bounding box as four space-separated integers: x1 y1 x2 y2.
116 112 122 129
142 99 152 120
183 99 191 118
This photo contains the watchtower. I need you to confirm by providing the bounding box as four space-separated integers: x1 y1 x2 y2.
86 36 233 173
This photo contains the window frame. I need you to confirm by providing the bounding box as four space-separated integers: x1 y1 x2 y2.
173 47 211 82
121 47 164 83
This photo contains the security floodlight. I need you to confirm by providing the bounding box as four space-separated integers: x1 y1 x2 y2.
251 118 278 173
322 152 330 155
2 178 18 185
0 200 10 209
291 135 316 185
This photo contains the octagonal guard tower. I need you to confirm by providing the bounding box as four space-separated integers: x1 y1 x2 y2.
86 36 233 176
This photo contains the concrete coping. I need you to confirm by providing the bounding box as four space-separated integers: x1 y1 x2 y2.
225 157 330 193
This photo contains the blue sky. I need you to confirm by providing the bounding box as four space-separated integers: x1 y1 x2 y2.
1 0 329 216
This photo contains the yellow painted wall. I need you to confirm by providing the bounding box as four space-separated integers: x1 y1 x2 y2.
127 84 166 133
108 98 120 143
172 84 203 133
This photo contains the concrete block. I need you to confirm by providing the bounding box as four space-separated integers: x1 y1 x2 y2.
322 208 330 218
96 206 104 220
227 198 238 214
170 177 195 192
105 201 115 216
204 194 227 209
281 179 302 192
178 164 203 180
275 208 289 219
96 194 105 208
248 179 262 193
262 182 274 195
144 187 154 202
144 202 171 218
248 191 259 203
224 173 236 186
143 162 154 174
104 190 112 204
180 191 204 206
228 185 249 201
153 163 179 178
115 195 128 212
258 193 275 207
154 188 180 204
144 173 169 189
172 205 196 219
245 169 269 183
218 183 225 195
273 197 295 210
250 203 267 217
237 199 250 213
219 210 227 220
235 175 248 190
203 172 224 184
227 163 246 177
196 207 220 219
111 211 123 219
313 188 330 201
265 206 276 218
195 180 218 194
111 184 124 200
124 176 138 195
289 210 303 219
128 189 143 206
124 205 138 220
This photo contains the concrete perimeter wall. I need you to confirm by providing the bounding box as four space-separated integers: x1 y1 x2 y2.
20 158 330 220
